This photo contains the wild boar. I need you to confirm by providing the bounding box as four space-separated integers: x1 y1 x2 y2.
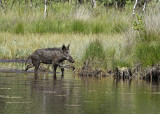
25 44 75 77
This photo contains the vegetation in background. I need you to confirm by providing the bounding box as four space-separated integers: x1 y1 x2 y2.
0 2 131 34
0 1 159 70
83 40 105 60
82 40 107 69
132 14 160 67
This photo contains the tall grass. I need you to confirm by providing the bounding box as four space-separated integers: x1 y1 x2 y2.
135 43 160 66
0 33 126 69
0 2 159 70
0 3 131 34
130 3 160 67
83 40 106 60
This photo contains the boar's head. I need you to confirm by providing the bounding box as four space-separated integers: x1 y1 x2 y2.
62 44 75 63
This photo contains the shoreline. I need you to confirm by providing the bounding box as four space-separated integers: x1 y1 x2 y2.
0 59 160 82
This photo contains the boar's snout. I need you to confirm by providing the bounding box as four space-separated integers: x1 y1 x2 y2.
66 55 75 63
68 57 75 63
71 59 75 63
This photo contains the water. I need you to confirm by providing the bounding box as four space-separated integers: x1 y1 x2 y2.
0 71 160 114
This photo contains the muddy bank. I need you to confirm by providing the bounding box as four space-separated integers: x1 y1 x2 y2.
76 60 107 77
114 64 160 82
75 59 160 81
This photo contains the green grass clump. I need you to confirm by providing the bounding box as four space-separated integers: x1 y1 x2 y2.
83 40 106 60
14 22 24 34
112 23 128 33
72 20 88 34
135 43 160 67
34 20 54 33
91 22 105 34
114 60 131 67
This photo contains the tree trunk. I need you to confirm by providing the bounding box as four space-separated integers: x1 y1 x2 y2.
92 0 96 8
30 0 33 8
133 0 138 15
44 0 47 19
142 0 147 12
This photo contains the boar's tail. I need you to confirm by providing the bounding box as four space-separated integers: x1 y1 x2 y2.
25 56 30 66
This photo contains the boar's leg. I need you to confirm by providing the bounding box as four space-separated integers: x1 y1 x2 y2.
61 68 64 76
25 64 34 72
52 64 57 78
32 60 40 75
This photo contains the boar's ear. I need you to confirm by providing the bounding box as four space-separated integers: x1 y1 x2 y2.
62 44 67 51
67 44 70 50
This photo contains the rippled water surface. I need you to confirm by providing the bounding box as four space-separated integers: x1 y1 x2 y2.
1 70 160 114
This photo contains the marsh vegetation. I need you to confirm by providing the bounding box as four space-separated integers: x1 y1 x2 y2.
0 1 160 113
0 0 159 72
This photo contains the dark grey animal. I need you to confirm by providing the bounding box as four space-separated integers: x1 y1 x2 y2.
25 44 75 77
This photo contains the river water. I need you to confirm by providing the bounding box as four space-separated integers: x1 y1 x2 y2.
0 68 160 114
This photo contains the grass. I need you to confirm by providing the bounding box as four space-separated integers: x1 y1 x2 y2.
0 3 131 34
83 40 106 60
0 2 160 70
134 43 160 67
0 33 125 69
14 22 24 34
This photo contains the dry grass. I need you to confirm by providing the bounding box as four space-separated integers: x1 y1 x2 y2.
0 32 124 60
